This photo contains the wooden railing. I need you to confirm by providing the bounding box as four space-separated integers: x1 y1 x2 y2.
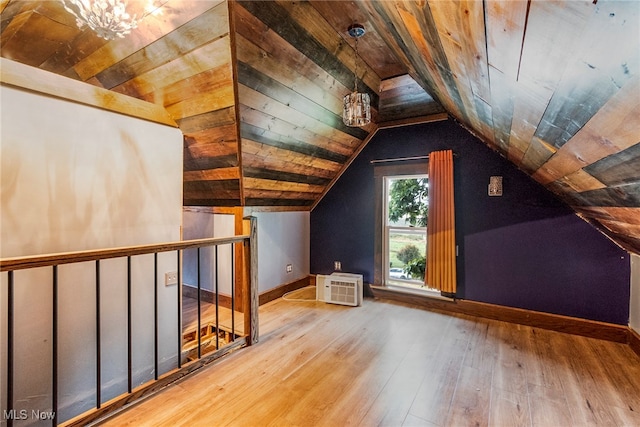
0 216 258 426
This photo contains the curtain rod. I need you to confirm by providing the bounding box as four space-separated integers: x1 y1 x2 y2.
370 155 429 164
370 152 457 164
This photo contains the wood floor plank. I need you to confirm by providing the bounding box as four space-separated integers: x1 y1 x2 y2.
551 333 618 426
407 315 472 425
584 337 640 418
402 413 438 426
462 317 496 373
445 365 492 427
489 388 530 427
101 292 640 427
492 322 528 396
352 308 449 426
610 405 640 427
524 328 566 395
203 302 376 425
274 302 395 426
529 393 573 427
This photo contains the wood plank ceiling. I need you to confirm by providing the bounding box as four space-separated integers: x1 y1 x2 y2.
0 0 639 255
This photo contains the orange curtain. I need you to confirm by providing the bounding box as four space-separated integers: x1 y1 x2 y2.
426 150 457 294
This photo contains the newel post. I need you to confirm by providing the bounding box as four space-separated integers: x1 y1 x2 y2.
242 216 259 345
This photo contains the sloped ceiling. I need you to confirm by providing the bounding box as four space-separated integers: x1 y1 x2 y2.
1 0 639 255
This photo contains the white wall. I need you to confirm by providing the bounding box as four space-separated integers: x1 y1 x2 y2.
631 254 640 335
0 85 183 424
182 210 235 295
252 211 310 293
181 210 310 295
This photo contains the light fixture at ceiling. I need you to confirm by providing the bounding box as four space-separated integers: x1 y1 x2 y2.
343 23 371 128
61 0 139 40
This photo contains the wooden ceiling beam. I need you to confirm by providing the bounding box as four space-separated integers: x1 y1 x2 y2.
0 58 177 127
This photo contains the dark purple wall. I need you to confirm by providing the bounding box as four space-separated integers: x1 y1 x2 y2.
310 120 630 325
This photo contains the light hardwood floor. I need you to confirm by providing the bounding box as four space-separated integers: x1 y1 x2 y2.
101 287 640 426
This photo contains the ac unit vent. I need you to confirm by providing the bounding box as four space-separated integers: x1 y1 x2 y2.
329 279 357 305
317 273 363 307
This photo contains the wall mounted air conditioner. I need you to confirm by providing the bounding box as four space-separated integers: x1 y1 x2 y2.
316 273 363 307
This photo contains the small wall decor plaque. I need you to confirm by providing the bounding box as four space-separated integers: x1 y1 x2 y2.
488 176 503 196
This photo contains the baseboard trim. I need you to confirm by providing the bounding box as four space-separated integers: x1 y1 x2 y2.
629 327 640 358
370 286 629 344
184 277 311 309
259 276 310 306
183 285 232 309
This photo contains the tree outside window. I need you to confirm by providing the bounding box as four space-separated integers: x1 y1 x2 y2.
387 177 428 281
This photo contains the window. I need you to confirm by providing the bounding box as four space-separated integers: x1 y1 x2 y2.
374 151 457 295
385 175 428 288
374 161 436 293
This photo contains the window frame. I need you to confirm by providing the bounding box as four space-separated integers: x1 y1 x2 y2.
373 160 429 286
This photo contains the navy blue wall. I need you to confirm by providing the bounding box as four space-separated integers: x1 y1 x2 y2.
310 120 630 325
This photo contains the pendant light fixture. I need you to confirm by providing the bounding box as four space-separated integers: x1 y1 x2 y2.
343 24 371 127
61 0 139 40
61 0 167 40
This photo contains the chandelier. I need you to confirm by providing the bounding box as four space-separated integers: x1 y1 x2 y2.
343 24 371 127
61 0 139 40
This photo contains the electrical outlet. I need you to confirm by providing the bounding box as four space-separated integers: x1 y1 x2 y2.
334 261 342 271
286 264 293 273
165 271 178 286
